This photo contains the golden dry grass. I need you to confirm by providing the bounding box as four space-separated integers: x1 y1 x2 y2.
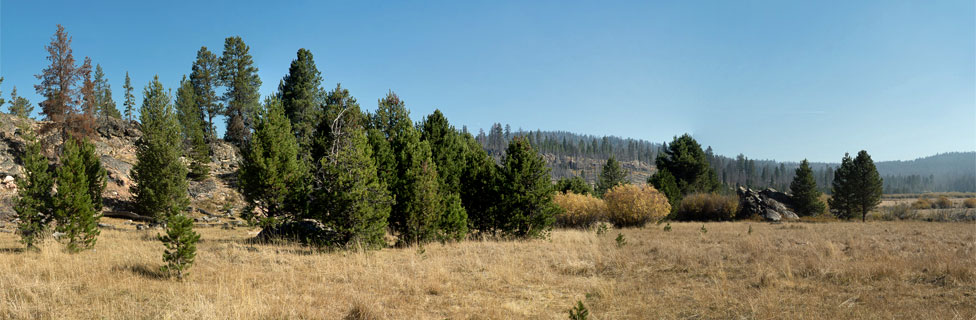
1 219 974 319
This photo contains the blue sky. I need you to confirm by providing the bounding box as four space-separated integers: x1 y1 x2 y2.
1 0 973 162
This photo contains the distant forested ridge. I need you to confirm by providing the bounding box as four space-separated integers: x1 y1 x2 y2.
473 123 976 194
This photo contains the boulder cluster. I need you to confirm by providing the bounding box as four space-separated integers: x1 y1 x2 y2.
737 187 799 221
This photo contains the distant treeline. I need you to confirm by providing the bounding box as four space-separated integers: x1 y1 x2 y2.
474 123 976 194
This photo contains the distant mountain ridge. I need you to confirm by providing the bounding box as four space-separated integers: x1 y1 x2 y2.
473 124 976 193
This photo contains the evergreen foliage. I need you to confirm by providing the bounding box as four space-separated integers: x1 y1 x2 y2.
790 159 825 216
648 168 681 212
53 138 101 252
175 76 210 181
190 46 221 142
239 97 307 221
93 64 120 119
158 212 199 280
653 134 719 195
829 151 883 221
279 48 324 152
130 76 190 221
218 36 262 147
78 138 106 212
122 72 135 122
8 86 34 119
595 156 628 196
459 133 500 234
312 126 391 249
437 192 468 241
496 137 558 238
555 176 592 195
419 109 466 194
396 137 443 245
14 128 54 249
313 83 364 161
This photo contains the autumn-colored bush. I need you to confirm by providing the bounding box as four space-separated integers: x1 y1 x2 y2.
964 198 976 208
911 198 934 209
603 184 671 227
553 192 607 228
676 193 740 221
935 196 953 209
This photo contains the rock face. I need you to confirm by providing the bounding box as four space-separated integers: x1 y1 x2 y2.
737 187 800 221
0 114 246 221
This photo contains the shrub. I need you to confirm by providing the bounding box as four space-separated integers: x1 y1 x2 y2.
964 198 976 208
911 198 934 210
935 196 953 209
676 193 739 221
603 184 670 227
553 192 607 228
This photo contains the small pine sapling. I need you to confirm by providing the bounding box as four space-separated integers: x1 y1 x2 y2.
663 223 672 232
568 300 589 320
159 213 200 280
615 233 627 247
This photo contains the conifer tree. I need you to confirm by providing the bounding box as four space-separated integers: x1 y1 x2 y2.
8 86 34 119
175 76 210 180
123 72 135 122
313 83 364 161
790 159 825 216
459 133 500 234
14 128 54 249
555 176 592 195
438 192 468 241
218 36 262 147
190 47 221 142
397 139 442 245
279 48 324 152
312 126 391 248
158 212 199 280
76 57 96 138
829 151 883 221
419 109 466 194
78 139 106 212
652 134 719 194
239 97 307 221
648 168 681 213
596 156 628 197
53 138 101 252
35 25 93 140
497 137 558 238
130 76 190 221
93 64 120 119
0 77 4 107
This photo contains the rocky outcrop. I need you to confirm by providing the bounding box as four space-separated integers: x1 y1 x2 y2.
0 114 246 221
737 187 799 221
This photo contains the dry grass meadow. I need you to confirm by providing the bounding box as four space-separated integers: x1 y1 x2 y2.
1 219 974 319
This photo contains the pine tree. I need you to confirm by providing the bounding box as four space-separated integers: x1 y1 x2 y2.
398 140 442 245
122 72 135 122
555 176 592 195
14 128 54 249
790 159 825 216
596 156 628 197
829 151 883 221
76 57 96 138
219 36 262 147
130 76 190 221
312 126 391 249
648 168 681 213
93 64 120 119
653 134 719 194
437 192 468 241
459 133 500 234
78 139 106 212
313 83 364 161
35 25 93 140
239 97 307 221
8 86 34 119
158 212 199 280
419 109 466 194
53 138 101 252
279 48 324 152
497 137 559 238
175 76 210 181
190 47 221 142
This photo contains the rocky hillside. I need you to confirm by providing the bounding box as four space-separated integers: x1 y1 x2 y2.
0 113 246 226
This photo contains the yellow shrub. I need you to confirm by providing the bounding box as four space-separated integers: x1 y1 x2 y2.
553 192 607 228
964 198 976 209
935 196 953 209
911 198 934 209
677 193 740 221
603 184 671 227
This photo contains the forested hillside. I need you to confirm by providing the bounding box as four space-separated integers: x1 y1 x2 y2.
475 123 976 193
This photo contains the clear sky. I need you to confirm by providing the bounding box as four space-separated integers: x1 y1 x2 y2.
1 0 973 162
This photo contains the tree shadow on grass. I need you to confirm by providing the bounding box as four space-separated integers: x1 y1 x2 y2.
114 264 169 280
0 247 25 254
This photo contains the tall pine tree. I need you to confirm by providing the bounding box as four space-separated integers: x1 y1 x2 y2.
93 64 120 119
596 156 628 197
190 46 221 142
496 137 558 238
14 128 54 249
218 37 261 147
239 97 307 221
130 76 190 221
122 72 135 122
790 159 825 216
53 138 102 252
279 48 324 152
175 76 210 180
829 151 883 221
652 134 719 195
